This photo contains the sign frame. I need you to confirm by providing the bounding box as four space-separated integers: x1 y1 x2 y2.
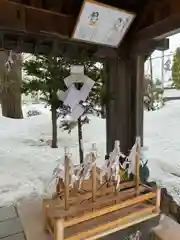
72 0 136 48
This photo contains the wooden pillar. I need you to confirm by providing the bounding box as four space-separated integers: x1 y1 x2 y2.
105 58 118 154
136 55 145 146
106 53 144 154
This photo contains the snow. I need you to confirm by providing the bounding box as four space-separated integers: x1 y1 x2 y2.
1 101 180 206
144 101 180 204
164 89 180 98
0 104 106 206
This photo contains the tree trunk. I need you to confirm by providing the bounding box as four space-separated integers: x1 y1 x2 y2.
51 106 58 148
0 50 23 119
78 117 84 164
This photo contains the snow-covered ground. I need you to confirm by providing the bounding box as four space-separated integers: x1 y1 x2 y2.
1 101 180 206
145 101 180 204
0 104 106 206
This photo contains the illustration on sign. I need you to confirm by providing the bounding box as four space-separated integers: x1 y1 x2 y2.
72 0 135 47
88 11 99 25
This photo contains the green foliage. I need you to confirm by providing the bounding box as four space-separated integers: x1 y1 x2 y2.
22 55 70 108
172 47 180 89
22 55 105 146
144 75 164 111
60 116 90 134
22 56 104 111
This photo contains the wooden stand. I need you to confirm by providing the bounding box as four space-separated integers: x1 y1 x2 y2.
43 180 160 240
43 143 161 240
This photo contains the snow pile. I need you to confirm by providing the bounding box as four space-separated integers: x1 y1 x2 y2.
0 104 106 206
1 101 180 206
144 101 180 204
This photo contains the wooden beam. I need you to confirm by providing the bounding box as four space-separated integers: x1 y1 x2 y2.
130 39 169 56
0 31 117 60
0 0 74 38
135 14 180 41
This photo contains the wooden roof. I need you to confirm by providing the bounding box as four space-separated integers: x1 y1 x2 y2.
1 0 148 37
0 0 176 57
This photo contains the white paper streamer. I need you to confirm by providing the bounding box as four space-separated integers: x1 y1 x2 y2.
100 140 125 189
46 143 98 192
123 136 141 176
77 143 98 189
46 153 78 191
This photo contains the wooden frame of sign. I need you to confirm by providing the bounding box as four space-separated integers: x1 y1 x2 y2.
72 0 136 48
43 151 161 240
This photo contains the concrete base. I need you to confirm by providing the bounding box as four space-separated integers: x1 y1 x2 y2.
17 198 51 240
153 215 180 240
0 206 25 240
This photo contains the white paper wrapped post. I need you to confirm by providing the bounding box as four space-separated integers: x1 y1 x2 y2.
64 65 85 86
71 65 84 75
57 64 95 121
63 85 81 110
79 77 95 102
69 104 85 121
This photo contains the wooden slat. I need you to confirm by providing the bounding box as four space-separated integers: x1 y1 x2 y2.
0 0 74 37
64 203 155 237
81 213 159 240
0 1 26 30
43 181 136 215
64 191 156 228
64 181 134 205
65 206 156 240
49 185 152 218
25 7 74 37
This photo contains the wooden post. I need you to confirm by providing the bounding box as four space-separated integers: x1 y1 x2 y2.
135 152 140 196
135 137 141 196
92 143 97 203
54 218 64 240
43 200 49 232
136 55 145 146
56 178 61 198
64 147 70 211
92 163 96 203
155 188 161 213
